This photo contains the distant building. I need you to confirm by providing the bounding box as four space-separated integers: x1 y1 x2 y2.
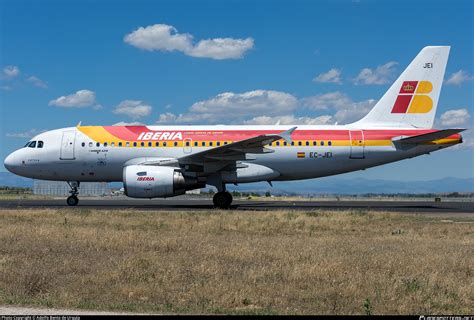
33 180 109 196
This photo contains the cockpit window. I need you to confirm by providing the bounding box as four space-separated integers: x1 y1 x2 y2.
28 141 36 148
24 142 31 147
37 141 44 148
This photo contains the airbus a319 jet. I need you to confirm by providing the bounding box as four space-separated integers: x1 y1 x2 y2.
4 46 464 208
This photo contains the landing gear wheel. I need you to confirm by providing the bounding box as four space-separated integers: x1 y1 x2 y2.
213 191 232 209
224 191 233 205
67 196 79 206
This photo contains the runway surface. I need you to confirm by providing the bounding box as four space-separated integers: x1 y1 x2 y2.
0 198 473 215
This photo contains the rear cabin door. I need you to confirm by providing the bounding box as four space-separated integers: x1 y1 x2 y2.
60 130 76 160
349 130 365 159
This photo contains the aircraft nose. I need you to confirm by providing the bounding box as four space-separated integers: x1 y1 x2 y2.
4 152 20 173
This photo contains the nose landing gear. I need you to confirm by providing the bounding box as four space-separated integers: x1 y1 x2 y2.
66 181 80 206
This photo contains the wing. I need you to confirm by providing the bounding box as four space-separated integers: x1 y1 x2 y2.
178 126 297 164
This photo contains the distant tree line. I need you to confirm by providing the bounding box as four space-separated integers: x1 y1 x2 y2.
0 186 33 194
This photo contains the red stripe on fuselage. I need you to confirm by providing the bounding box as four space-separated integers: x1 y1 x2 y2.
100 126 442 141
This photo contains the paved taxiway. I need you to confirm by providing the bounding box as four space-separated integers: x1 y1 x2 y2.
0 199 473 215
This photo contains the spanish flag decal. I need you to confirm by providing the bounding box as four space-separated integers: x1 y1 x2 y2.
297 152 305 158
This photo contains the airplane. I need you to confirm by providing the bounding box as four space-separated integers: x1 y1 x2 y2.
3 46 465 208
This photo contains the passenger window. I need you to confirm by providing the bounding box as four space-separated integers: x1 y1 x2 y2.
38 141 44 148
148 142 152 147
104 142 108 147
126 142 130 147
321 141 325 146
185 141 190 147
111 142 115 147
133 142 137 147
96 142 100 147
283 141 287 146
28 141 36 148
89 142 93 147
224 141 228 145
81 142 85 147
276 141 280 146
163 142 167 147
291 141 295 146
174 141 178 147
194 142 198 147
140 142 144 147
305 141 309 146
313 141 317 146
155 142 160 147
328 141 332 146
201 142 206 147
217 141 221 146
209 142 213 146
118 142 122 147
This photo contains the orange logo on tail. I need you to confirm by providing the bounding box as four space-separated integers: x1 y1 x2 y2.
391 81 433 113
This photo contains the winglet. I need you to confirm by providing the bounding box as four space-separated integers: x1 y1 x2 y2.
279 126 297 143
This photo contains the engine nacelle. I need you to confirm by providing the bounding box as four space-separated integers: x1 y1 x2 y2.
123 165 189 198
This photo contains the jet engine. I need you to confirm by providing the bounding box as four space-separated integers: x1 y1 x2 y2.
123 165 202 198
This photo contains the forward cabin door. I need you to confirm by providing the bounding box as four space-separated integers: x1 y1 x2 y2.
349 130 365 159
60 130 76 160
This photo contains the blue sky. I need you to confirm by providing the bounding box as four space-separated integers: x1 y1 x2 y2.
1 0 473 181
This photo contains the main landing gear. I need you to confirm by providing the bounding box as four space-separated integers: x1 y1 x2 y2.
213 191 233 209
66 181 80 206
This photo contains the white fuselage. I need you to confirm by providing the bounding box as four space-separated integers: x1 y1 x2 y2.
3 125 459 187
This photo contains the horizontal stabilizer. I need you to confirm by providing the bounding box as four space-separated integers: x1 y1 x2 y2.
392 129 465 144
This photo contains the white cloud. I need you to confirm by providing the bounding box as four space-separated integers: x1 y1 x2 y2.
49 90 100 108
333 99 377 123
244 115 334 125
124 24 192 52
354 61 398 85
6 128 47 139
313 68 342 84
188 38 254 60
27 76 47 89
112 121 145 126
301 91 352 110
3 66 20 79
157 90 298 124
156 89 375 125
113 100 152 119
439 108 471 127
124 24 254 60
445 70 474 86
157 112 179 123
302 91 376 123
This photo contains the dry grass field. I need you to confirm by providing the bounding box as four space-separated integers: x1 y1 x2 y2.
0 208 472 315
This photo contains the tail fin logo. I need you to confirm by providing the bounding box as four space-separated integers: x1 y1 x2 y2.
391 81 433 114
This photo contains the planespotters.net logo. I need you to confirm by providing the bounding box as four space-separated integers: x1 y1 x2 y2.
419 316 474 320
391 80 433 114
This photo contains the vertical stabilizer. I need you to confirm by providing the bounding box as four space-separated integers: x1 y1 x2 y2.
353 46 450 128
